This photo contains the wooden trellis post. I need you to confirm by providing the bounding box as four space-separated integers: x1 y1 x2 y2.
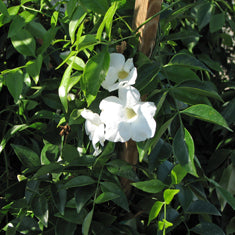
120 0 163 194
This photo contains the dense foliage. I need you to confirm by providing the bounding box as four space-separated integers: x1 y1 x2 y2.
0 0 234 234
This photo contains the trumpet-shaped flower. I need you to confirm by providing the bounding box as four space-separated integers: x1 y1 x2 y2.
81 109 105 156
99 86 156 142
101 53 137 92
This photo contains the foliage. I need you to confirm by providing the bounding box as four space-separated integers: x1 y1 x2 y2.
0 0 234 234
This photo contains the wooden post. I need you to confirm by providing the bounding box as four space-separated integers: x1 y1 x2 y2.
120 0 163 195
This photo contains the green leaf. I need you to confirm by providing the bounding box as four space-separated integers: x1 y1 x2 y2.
31 195 49 227
11 144 40 168
177 185 194 210
175 80 223 102
26 54 43 84
76 34 97 53
95 192 120 204
82 210 93 235
210 13 225 33
167 53 211 72
164 66 200 84
101 181 129 212
97 2 118 41
196 2 214 31
59 62 82 112
11 29 36 57
186 200 221 216
62 144 80 162
80 0 109 15
0 1 9 16
191 222 225 235
33 163 63 178
131 179 166 194
181 104 231 130
81 49 110 106
75 187 94 214
51 184 67 215
8 11 35 38
69 6 87 44
55 219 77 235
171 164 187 185
65 176 96 188
25 21 47 39
158 219 173 230
183 128 198 177
164 189 180 205
5 69 24 102
173 126 189 165
148 201 164 225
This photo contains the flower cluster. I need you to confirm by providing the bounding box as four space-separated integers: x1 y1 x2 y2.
81 53 157 155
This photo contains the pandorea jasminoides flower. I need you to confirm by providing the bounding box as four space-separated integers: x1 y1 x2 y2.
101 53 137 92
99 86 157 142
81 109 105 156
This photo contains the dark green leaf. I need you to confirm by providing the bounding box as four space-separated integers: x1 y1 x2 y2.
177 185 194 210
11 29 36 57
65 176 96 188
95 192 120 204
167 53 211 72
75 186 94 214
62 144 80 162
173 126 189 165
33 163 63 178
5 69 24 102
196 2 214 31
51 184 67 215
164 66 200 84
181 104 231 130
11 144 40 168
186 200 221 216
210 13 225 33
80 0 109 15
191 222 225 235
31 195 49 227
131 179 166 194
82 210 93 235
55 218 77 235
101 181 129 211
0 1 9 16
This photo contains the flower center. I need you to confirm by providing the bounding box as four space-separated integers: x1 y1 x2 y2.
118 70 129 79
125 107 137 119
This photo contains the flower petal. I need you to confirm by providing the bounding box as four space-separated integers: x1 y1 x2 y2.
123 58 134 72
101 67 119 91
109 53 125 70
81 109 101 124
119 86 140 107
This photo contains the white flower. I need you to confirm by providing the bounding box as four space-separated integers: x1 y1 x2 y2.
99 86 156 142
81 109 105 156
101 53 137 92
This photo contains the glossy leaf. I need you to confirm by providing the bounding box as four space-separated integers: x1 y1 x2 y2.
11 144 40 168
186 200 221 216
158 219 173 230
95 192 120 204
26 54 43 84
163 189 180 205
181 104 230 130
173 126 189 165
82 210 93 235
81 49 110 106
131 179 166 194
148 201 164 225
171 164 187 185
59 62 82 112
51 184 67 215
5 69 24 102
65 176 96 188
69 6 86 44
11 29 36 57
191 222 225 235
167 53 211 72
31 195 49 227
